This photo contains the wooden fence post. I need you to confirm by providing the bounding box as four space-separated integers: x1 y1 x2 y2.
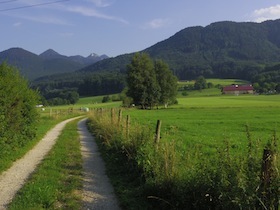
111 108 115 124
155 120 162 144
118 109 122 126
258 148 278 209
126 115 130 138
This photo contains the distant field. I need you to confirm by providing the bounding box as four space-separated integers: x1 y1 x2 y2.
178 78 248 86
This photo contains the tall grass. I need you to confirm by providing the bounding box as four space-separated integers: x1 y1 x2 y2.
87 108 280 209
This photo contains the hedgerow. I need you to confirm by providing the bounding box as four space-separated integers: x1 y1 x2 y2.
0 63 39 158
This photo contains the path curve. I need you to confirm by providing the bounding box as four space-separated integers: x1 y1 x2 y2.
78 118 120 210
0 116 82 209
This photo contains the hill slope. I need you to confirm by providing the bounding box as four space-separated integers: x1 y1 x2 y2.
80 19 280 80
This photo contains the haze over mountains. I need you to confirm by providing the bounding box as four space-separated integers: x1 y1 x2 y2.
0 48 109 80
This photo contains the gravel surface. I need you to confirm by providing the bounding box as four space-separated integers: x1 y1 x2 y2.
0 116 81 209
78 118 120 210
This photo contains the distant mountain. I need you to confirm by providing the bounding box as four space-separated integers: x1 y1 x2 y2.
78 19 280 80
39 49 67 60
32 19 280 98
0 48 109 80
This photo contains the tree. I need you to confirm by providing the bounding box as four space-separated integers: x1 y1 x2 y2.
126 53 177 109
0 63 39 155
194 75 207 90
154 60 178 108
126 53 160 108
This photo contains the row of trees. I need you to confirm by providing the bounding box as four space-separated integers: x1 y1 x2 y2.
252 63 280 94
33 72 126 105
126 53 178 108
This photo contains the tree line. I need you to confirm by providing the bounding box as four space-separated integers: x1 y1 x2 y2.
33 72 126 106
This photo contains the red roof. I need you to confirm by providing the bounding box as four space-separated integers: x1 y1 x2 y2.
223 84 254 91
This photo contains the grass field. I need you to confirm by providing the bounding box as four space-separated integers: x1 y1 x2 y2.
122 94 280 157
86 91 280 209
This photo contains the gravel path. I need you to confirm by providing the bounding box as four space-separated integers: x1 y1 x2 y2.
78 118 120 210
0 116 81 209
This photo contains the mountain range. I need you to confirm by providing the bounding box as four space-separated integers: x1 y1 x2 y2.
2 19 280 83
0 48 109 80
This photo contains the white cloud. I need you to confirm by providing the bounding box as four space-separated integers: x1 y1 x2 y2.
143 18 171 29
87 0 112 7
67 6 128 24
13 22 22 27
252 4 280 22
16 14 70 25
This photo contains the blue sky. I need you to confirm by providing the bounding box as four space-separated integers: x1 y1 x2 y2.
1 0 280 57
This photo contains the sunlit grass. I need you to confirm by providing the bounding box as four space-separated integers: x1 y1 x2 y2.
123 95 280 156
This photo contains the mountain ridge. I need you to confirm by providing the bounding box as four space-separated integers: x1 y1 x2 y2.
76 19 280 80
0 48 109 80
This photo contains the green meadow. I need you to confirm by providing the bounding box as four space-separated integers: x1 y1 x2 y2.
86 90 280 209
122 95 280 156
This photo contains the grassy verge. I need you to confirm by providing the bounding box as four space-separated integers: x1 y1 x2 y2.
0 113 82 174
87 96 280 209
8 119 83 210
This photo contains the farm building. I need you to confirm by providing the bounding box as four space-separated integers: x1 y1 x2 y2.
222 84 254 95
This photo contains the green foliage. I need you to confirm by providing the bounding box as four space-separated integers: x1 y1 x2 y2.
252 63 280 93
43 89 80 105
154 60 178 107
126 53 178 108
127 53 160 108
33 71 126 101
0 63 39 158
102 95 111 103
194 75 207 90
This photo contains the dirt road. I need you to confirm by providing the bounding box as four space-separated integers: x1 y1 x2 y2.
0 117 120 210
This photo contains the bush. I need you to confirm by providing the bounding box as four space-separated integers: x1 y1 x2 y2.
102 95 111 103
0 63 39 157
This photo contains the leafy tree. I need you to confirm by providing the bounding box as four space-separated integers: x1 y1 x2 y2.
154 60 178 108
194 75 207 90
0 63 39 155
126 53 160 108
127 53 178 108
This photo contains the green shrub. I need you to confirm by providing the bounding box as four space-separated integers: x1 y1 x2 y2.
0 63 39 158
